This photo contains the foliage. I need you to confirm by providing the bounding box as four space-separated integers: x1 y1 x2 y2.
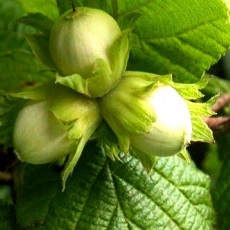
1 0 230 229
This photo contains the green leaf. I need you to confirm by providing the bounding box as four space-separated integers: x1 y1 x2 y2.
204 75 230 96
74 0 115 15
17 13 54 36
0 184 16 230
56 0 73 15
0 91 25 146
212 134 230 230
0 49 54 93
187 98 216 143
0 201 17 230
55 58 112 98
16 145 215 229
25 34 56 70
0 0 29 53
16 0 59 20
117 12 142 30
123 0 230 82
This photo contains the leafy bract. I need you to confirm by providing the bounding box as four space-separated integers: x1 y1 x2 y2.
167 76 216 143
16 145 214 230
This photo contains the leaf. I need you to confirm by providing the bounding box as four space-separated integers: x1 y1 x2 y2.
17 13 54 36
0 184 16 230
16 0 59 20
55 58 112 98
0 0 27 53
25 34 56 70
117 12 143 30
0 50 54 93
212 134 230 230
187 98 216 143
16 145 215 229
0 91 25 146
121 0 230 82
204 75 230 96
56 0 73 15
0 201 17 230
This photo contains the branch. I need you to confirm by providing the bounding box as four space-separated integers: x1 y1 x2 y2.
204 116 230 130
211 92 230 112
0 171 13 183
204 92 230 130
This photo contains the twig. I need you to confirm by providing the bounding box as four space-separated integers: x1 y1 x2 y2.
204 92 230 130
212 92 230 112
204 116 230 130
0 171 13 183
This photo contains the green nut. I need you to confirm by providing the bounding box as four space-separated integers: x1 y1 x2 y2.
49 7 121 77
13 101 73 164
100 71 192 157
130 85 192 157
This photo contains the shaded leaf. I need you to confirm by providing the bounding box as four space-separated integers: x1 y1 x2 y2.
17 144 215 229
16 0 59 20
0 0 27 53
0 201 17 230
0 50 54 93
17 13 54 36
56 0 73 15
212 134 230 230
25 34 56 70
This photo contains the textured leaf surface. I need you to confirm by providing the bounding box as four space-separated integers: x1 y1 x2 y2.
16 0 230 84
17 144 214 230
0 50 54 92
16 0 58 20
119 0 230 82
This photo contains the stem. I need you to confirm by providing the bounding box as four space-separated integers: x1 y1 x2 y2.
204 116 230 130
71 0 76 12
212 92 230 112
0 171 13 183
203 92 230 131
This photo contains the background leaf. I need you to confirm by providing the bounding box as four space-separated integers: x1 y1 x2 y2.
117 0 230 83
0 50 54 93
212 134 230 230
0 0 27 53
15 0 59 20
0 201 17 230
17 144 215 230
0 185 17 230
